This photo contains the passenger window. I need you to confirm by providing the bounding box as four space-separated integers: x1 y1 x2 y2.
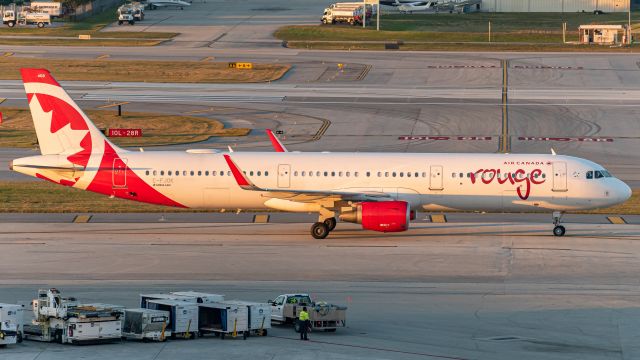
293 171 297 176
316 171 320 177
176 171 180 177
392 172 396 177
205 171 209 176
331 172 335 177
452 173 456 178
459 173 463 178
377 172 382 177
407 172 411 177
355 172 359 177
339 171 343 177
265 171 269 176
324 171 328 177
415 172 419 178
385 172 389 177
346 171 350 177
228 171 232 176
168 171 173 176
153 170 157 176
257 171 261 176
198 171 202 176
146 170 150 176
586 171 593 179
366 172 371 177
422 172 427 177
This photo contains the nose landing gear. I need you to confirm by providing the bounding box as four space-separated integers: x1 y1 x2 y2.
552 211 565 237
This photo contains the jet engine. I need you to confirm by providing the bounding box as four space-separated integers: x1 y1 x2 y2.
339 201 410 232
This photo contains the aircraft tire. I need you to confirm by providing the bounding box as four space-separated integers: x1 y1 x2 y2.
311 222 329 239
553 225 566 237
324 217 337 231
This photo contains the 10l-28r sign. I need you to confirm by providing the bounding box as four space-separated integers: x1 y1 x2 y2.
108 128 142 137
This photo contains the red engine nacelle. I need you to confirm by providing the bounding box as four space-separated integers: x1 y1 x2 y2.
339 201 410 232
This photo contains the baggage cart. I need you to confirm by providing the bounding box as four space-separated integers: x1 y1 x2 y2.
0 304 24 347
122 309 170 342
145 299 197 339
197 302 249 340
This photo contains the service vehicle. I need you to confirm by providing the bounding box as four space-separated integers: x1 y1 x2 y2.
23 289 122 344
321 5 369 25
2 9 50 28
117 6 135 25
0 304 24 347
269 293 346 332
197 302 249 339
122 308 170 342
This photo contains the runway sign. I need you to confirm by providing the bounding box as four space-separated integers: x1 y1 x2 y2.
399 136 492 141
518 137 614 142
108 128 142 137
228 62 253 69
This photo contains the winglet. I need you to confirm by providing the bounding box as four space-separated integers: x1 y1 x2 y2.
266 129 288 152
223 154 259 190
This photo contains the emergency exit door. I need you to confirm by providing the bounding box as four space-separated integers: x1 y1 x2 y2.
278 164 291 188
552 161 567 192
112 158 127 188
429 165 443 190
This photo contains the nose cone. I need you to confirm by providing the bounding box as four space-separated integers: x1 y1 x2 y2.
619 181 633 203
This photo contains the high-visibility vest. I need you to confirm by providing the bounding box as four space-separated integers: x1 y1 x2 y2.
299 310 309 321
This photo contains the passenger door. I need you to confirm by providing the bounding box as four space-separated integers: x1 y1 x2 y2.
271 296 285 322
112 158 127 189
552 162 567 192
429 165 443 191
277 164 291 188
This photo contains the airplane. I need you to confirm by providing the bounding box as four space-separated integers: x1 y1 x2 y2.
145 0 190 10
398 1 437 13
266 129 288 152
10 69 632 239
379 0 427 6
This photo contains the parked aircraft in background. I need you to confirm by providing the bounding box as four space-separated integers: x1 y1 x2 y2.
398 1 436 12
10 69 632 239
146 0 191 10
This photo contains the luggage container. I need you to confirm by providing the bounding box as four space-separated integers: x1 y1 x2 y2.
220 300 270 336
197 302 249 340
170 291 224 304
145 299 197 339
139 293 194 308
122 309 170 342
0 304 24 347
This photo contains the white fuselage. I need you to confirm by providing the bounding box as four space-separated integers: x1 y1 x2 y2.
21 150 622 212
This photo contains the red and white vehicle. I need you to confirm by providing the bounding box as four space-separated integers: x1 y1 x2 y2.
10 69 632 239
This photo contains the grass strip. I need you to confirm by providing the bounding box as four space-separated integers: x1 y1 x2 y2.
0 107 250 148
0 57 290 83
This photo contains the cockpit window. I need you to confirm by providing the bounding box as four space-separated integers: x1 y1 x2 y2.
601 170 612 177
594 171 604 179
586 171 593 179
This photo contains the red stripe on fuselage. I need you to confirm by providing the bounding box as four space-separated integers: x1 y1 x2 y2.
86 141 187 208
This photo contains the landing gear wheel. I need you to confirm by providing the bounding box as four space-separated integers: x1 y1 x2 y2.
553 225 566 237
311 222 329 239
324 217 337 231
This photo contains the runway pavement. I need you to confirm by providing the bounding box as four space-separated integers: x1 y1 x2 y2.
2 222 640 359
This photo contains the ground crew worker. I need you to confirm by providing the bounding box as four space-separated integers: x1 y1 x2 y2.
298 307 310 340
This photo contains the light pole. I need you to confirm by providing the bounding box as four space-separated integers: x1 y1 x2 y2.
629 0 632 45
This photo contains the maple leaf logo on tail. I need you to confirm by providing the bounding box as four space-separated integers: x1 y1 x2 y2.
20 68 125 187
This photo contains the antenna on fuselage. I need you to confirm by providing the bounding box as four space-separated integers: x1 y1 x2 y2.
551 148 557 155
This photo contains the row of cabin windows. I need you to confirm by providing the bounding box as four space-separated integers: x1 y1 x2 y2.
291 171 428 178
144 169 548 180
145 170 269 177
453 172 547 179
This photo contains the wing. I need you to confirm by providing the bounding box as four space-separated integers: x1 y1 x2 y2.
223 154 391 203
266 129 288 152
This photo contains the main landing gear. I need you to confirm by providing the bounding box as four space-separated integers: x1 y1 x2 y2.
311 217 337 239
552 211 565 237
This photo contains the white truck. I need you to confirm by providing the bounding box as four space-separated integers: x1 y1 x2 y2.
321 5 369 26
269 293 347 332
23 288 123 345
30 1 63 17
0 304 25 347
2 9 50 28
117 6 135 25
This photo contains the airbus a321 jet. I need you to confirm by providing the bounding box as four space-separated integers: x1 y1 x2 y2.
10 69 632 239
